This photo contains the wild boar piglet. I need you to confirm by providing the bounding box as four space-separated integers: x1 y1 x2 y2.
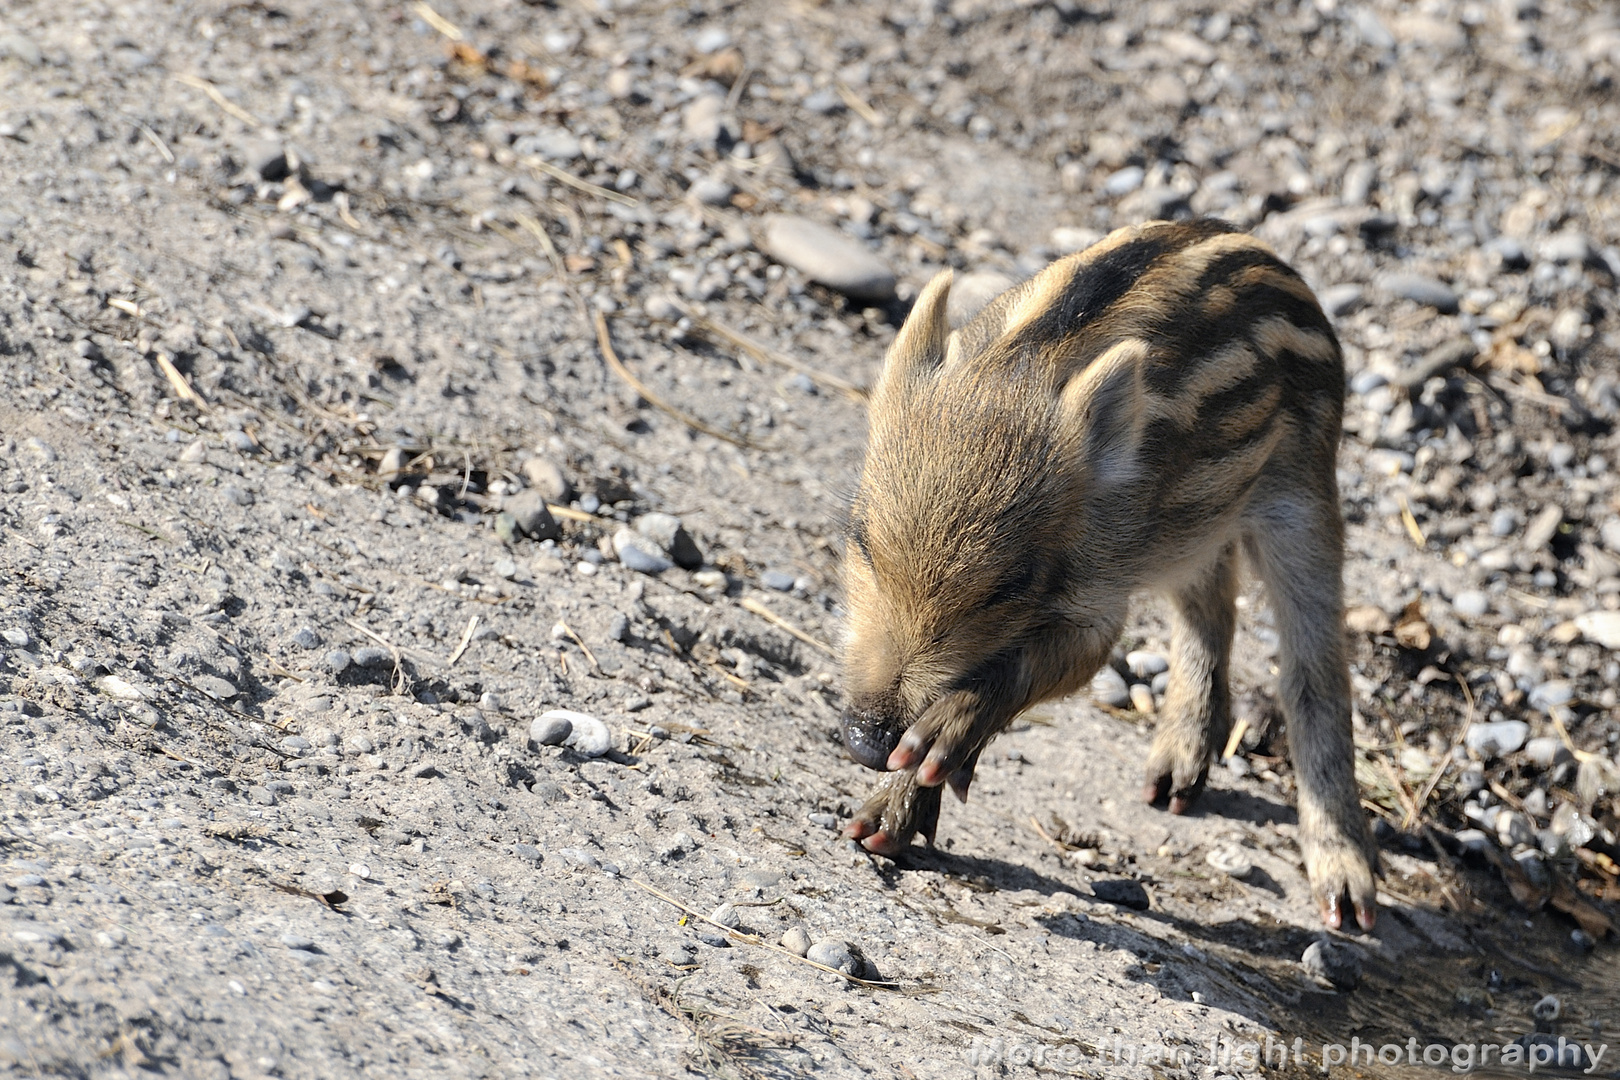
840 219 1378 931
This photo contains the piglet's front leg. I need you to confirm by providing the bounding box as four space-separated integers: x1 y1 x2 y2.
844 771 943 856
845 743 985 856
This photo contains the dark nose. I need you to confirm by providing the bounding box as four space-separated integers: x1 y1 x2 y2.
842 708 903 771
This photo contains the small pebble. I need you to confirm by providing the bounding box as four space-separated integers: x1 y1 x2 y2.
1463 720 1529 757
709 903 741 929
1320 283 1365 317
290 627 320 649
352 646 391 668
281 933 316 951
1205 845 1253 878
324 649 351 674
1125 650 1169 678
349 863 371 879
194 675 238 700
541 709 611 757
1301 939 1362 990
1103 165 1145 196
613 528 674 575
1090 879 1150 910
760 569 796 592
1091 666 1131 708
2 628 30 648
1379 273 1459 314
689 175 734 206
1450 590 1489 618
1527 680 1575 712
761 214 897 302
1128 683 1156 714
529 714 573 748
806 939 862 976
781 926 812 957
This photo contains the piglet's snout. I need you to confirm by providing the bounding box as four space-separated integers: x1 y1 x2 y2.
842 707 904 771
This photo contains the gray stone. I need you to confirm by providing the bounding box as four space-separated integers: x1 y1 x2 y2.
221 485 254 507
529 714 572 748
0 32 44 67
551 710 611 757
806 939 862 976
352 646 391 668
281 932 316 952
1538 231 1590 264
322 649 350 674
519 458 570 502
1125 650 1169 679
692 26 731 53
613 529 674 574
1320 284 1365 317
2 628 30 648
689 175 734 206
946 271 1018 328
1527 680 1575 711
1497 810 1535 848
682 94 727 146
1205 845 1253 878
1451 590 1489 618
1574 611 1620 650
1091 666 1131 708
505 490 559 541
291 627 320 649
1049 226 1103 255
1103 165 1145 196
1452 828 1490 854
802 88 844 114
760 569 796 592
761 214 896 302
194 675 238 700
1464 720 1529 757
781 926 812 957
634 512 703 569
1302 939 1362 990
513 128 581 162
1351 7 1395 52
1380 273 1458 313
708 903 741 929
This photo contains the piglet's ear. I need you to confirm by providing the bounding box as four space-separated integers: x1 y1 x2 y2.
873 270 952 399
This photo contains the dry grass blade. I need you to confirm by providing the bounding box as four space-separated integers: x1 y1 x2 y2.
593 311 764 449
155 352 206 406
512 213 564 278
525 157 639 207
1220 716 1249 761
546 502 602 524
411 1 463 40
447 615 478 666
628 878 907 990
1403 676 1472 831
554 619 600 672
172 74 263 128
739 596 836 656
834 81 883 126
670 298 868 401
344 617 411 695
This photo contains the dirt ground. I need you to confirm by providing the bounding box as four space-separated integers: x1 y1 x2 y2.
1 0 1619 1076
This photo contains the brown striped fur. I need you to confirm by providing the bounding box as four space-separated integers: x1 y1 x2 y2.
840 219 1378 931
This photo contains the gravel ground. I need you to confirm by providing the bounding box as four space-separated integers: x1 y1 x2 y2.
1 0 1618 1077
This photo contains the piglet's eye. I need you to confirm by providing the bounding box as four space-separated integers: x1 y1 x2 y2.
985 563 1035 606
849 519 873 564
